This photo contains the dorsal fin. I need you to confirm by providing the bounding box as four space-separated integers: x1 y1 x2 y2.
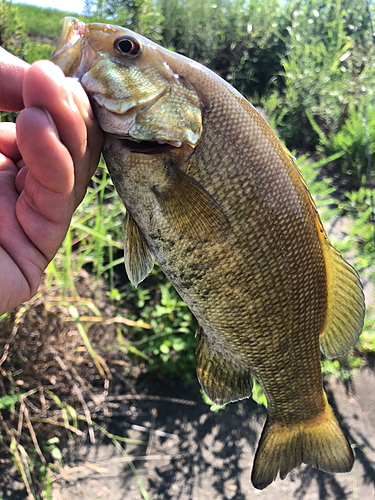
319 242 365 359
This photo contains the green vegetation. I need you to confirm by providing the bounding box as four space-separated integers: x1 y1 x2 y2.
1 0 375 496
15 4 81 39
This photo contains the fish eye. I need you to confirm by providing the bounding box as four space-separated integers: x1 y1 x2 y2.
114 36 141 57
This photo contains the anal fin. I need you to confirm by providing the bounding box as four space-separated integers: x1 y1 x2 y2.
195 326 252 406
123 211 155 288
320 243 365 358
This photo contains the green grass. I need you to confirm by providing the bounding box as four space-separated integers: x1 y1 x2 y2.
14 4 80 40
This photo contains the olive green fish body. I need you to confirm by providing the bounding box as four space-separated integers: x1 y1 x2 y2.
52 18 365 489
104 96 327 418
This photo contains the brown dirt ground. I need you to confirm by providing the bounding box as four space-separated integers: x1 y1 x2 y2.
2 368 375 500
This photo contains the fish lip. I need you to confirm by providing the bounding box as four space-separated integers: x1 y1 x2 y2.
89 85 168 117
89 99 137 136
90 90 187 148
54 17 85 54
90 93 181 151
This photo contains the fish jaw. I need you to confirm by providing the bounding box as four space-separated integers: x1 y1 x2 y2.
50 17 85 77
51 18 203 147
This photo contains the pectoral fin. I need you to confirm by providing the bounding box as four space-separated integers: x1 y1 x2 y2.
153 162 229 242
123 211 155 288
195 326 252 406
319 243 365 358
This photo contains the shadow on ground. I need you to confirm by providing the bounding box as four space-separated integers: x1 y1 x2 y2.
2 369 375 500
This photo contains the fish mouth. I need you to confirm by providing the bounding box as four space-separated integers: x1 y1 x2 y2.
114 137 187 155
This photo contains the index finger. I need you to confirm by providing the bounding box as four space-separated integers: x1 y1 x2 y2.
0 47 30 112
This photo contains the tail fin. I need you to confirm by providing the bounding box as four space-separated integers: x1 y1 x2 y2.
251 394 354 490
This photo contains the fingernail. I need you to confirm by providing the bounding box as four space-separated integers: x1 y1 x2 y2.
66 88 78 113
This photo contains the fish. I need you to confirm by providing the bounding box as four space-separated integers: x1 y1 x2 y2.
51 17 365 489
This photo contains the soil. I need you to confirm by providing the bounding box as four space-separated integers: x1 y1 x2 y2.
2 368 375 500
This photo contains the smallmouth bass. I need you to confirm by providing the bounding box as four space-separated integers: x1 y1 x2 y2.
52 17 365 489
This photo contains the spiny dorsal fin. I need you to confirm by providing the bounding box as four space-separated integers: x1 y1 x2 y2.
319 243 365 359
153 162 229 242
123 211 155 288
195 326 253 406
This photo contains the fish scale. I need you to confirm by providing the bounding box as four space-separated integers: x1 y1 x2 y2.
52 17 365 490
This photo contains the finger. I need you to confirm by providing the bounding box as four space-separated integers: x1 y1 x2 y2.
23 61 103 207
65 78 103 184
16 107 74 195
0 122 22 162
15 165 28 194
0 153 44 308
23 60 87 162
16 107 76 261
0 47 29 111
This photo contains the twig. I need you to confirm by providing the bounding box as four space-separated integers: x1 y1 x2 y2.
105 394 197 406
69 363 102 406
85 461 109 473
69 306 111 381
61 316 151 329
48 296 95 303
38 385 47 418
11 441 34 498
0 325 17 370
54 354 95 444
128 423 179 440
28 417 83 435
22 402 47 465
109 367 138 396
0 411 12 449
73 386 95 443
146 407 157 455
17 401 24 439
75 415 144 445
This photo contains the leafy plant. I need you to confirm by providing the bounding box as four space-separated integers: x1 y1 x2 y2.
14 4 81 39
160 0 287 99
0 0 27 56
121 276 197 379
96 0 164 40
262 0 375 159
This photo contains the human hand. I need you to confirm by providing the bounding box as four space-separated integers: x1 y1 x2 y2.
0 48 103 315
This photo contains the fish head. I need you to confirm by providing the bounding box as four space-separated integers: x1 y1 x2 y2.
51 17 202 147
